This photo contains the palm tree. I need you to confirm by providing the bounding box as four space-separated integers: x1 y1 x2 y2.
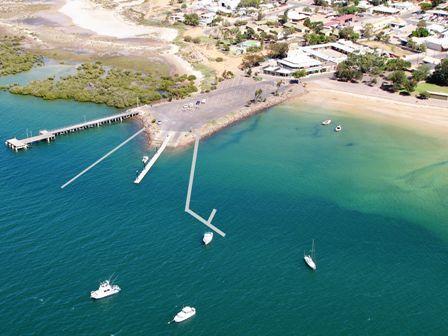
254 88 263 102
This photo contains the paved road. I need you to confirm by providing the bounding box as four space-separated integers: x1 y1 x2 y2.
144 77 286 132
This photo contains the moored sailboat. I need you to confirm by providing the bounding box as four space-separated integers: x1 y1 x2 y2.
304 239 317 271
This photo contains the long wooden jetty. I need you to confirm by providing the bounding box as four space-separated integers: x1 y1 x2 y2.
5 110 141 151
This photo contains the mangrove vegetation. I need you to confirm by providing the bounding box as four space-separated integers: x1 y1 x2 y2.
0 36 43 76
8 62 198 108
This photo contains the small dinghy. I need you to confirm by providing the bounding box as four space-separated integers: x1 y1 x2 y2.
173 306 196 323
334 125 342 132
304 240 317 271
142 156 149 164
321 119 332 125
90 280 121 300
203 232 213 246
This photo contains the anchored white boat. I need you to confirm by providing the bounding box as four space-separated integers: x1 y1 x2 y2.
321 119 332 125
90 280 121 300
142 156 149 164
173 306 196 323
203 232 213 245
334 125 342 132
304 240 317 271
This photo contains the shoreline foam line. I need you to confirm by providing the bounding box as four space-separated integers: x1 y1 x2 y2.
185 135 226 237
134 132 173 184
61 128 145 189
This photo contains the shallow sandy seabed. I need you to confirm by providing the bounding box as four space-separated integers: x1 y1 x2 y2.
295 81 448 139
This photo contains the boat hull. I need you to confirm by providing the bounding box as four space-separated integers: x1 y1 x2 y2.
174 308 196 323
202 233 213 245
304 256 316 270
90 288 121 300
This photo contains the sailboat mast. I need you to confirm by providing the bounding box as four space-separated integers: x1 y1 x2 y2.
312 239 315 259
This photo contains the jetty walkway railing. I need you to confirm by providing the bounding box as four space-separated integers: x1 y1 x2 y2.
5 110 141 151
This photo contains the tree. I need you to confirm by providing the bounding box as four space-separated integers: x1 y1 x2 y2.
388 70 408 92
411 27 430 37
241 53 265 69
313 0 328 6
338 5 359 14
184 13 199 26
293 70 307 78
417 44 427 52
268 42 289 58
375 31 390 43
406 38 417 50
384 59 411 71
418 91 430 99
304 19 324 33
339 27 360 42
335 62 362 82
429 58 448 86
238 0 261 8
279 10 289 25
417 20 427 29
254 88 263 102
412 65 430 82
304 33 329 45
362 23 374 39
403 78 416 93
419 2 432 11
406 38 426 53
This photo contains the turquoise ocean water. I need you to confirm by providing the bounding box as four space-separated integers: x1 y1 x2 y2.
0 68 448 335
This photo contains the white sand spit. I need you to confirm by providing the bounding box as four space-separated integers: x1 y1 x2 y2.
59 0 177 41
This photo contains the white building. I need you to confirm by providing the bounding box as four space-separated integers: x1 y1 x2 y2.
372 6 400 15
264 40 372 77
199 12 216 25
287 9 309 22
391 1 418 12
425 36 448 51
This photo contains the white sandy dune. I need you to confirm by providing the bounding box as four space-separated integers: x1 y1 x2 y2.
59 0 177 41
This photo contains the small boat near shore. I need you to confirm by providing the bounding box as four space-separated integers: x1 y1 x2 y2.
334 125 342 132
90 280 121 300
142 156 149 164
173 306 196 323
203 232 213 246
321 119 332 125
304 240 317 271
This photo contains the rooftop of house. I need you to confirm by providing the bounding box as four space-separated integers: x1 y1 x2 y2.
324 14 358 27
278 50 323 69
372 6 400 14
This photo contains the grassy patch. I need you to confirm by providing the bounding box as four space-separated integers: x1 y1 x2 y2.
193 63 216 92
99 56 170 76
415 82 448 94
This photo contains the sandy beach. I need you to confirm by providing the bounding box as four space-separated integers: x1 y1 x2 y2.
296 79 448 137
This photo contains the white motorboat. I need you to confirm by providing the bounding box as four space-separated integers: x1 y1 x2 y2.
142 156 149 164
334 125 342 132
304 240 317 271
203 232 213 245
173 306 196 323
90 280 121 300
321 119 332 125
